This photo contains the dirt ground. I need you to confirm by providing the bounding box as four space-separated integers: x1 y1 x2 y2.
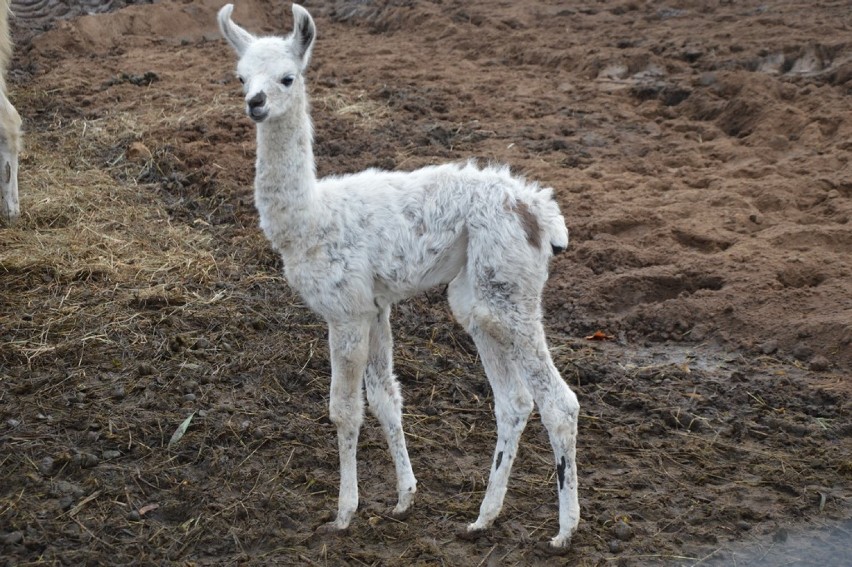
1 0 850 565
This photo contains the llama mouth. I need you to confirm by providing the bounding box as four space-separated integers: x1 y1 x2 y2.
248 107 269 122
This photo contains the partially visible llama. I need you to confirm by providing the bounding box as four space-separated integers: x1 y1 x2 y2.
0 0 20 225
218 3 581 548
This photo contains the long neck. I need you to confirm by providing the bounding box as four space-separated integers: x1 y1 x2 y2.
254 94 318 251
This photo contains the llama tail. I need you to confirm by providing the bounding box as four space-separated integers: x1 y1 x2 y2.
532 188 569 255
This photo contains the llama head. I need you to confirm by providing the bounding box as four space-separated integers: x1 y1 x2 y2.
218 3 316 123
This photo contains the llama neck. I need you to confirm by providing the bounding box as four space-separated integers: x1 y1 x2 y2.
254 98 318 251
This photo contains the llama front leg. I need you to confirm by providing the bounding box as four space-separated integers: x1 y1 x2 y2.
324 319 371 531
364 306 416 516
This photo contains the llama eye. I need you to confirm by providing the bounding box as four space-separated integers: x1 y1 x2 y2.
237 76 244 84
281 76 295 87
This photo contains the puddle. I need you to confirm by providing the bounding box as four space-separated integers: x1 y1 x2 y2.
699 518 852 566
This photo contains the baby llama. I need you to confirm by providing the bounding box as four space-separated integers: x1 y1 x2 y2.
218 2 581 549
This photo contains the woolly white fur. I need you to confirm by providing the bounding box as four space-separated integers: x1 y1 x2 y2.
0 0 21 225
219 2 581 548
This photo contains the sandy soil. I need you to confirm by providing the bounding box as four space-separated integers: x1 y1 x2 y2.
1 0 850 565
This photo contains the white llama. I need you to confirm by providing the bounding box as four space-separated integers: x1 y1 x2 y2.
0 0 20 225
218 3 581 548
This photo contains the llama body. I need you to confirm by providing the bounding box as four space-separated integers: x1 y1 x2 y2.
267 161 566 318
219 3 581 548
0 0 20 224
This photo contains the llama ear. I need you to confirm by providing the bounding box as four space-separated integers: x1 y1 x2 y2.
218 4 255 56
291 4 316 71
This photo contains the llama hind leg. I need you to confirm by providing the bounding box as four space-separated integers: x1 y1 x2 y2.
465 324 533 533
364 306 417 516
325 319 371 530
448 274 534 534
517 325 580 548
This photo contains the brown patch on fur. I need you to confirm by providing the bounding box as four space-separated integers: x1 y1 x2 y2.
514 201 541 249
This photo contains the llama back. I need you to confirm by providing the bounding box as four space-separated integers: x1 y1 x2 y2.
325 161 570 257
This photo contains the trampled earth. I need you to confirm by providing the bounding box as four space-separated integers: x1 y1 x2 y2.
1 0 850 565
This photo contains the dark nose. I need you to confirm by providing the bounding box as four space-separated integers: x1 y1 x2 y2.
247 92 267 117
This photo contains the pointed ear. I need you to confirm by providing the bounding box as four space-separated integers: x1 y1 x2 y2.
291 4 316 71
218 4 255 56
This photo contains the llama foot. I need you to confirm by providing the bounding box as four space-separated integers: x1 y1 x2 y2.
390 489 415 519
456 522 490 541
389 505 412 521
532 532 573 555
315 520 351 537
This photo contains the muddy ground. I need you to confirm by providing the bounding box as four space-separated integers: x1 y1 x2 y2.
1 0 850 565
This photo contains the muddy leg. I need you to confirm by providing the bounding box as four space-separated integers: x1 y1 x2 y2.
465 324 533 533
364 306 417 515
324 319 371 530
519 327 580 548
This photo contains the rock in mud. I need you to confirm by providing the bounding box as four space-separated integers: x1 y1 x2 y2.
1 531 23 546
808 355 830 372
792 344 814 361
612 520 634 541
138 362 155 376
759 339 779 355
38 457 55 476
72 453 99 469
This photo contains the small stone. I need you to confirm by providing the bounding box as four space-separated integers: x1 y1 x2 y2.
38 457 55 476
126 141 152 161
102 450 121 461
127 510 141 521
792 344 814 361
2 531 23 545
608 539 623 553
54 480 81 495
59 495 75 511
138 363 155 377
183 393 196 402
612 520 634 542
760 340 779 355
809 355 830 372
112 385 126 399
192 337 213 350
73 453 99 469
6 418 20 428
